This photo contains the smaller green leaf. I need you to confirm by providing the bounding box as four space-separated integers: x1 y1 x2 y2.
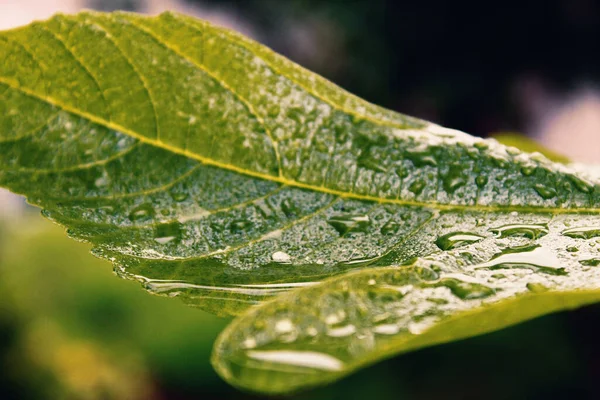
212 209 600 394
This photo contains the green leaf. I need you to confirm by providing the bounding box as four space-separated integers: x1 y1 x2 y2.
0 11 599 394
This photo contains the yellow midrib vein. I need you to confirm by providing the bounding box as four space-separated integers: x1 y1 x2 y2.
0 76 599 215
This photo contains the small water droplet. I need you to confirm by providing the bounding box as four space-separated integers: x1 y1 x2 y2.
242 337 257 349
325 310 346 325
327 324 356 338
580 258 600 267
520 166 535 176
489 223 549 239
380 220 400 235
170 190 188 202
409 180 426 196
280 198 299 217
154 222 182 244
272 251 292 264
275 319 294 333
526 282 548 293
435 278 496 300
435 232 484 251
129 203 155 222
534 184 557 199
230 219 251 233
475 175 488 188
407 152 437 167
570 176 593 193
566 246 579 253
562 226 600 240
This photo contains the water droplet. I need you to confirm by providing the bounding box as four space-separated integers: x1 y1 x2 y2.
435 232 484 251
415 266 440 281
407 152 437 167
327 214 370 235
474 141 489 150
476 245 566 276
267 104 280 118
489 223 548 239
327 324 356 338
325 310 346 325
245 350 344 372
129 203 155 222
570 175 593 193
427 297 449 305
272 251 292 264
435 278 496 300
280 198 299 217
475 175 488 188
170 190 188 202
534 184 557 199
230 219 251 233
242 337 257 349
444 176 466 193
580 258 600 267
409 180 426 196
526 282 548 293
566 246 579 253
275 319 294 333
443 166 466 193
562 226 600 240
380 220 400 235
373 324 401 335
154 221 182 245
520 166 535 176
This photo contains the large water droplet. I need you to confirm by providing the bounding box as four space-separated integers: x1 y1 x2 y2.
562 226 600 240
327 214 370 235
476 245 566 275
489 223 549 239
435 232 484 251
245 350 344 372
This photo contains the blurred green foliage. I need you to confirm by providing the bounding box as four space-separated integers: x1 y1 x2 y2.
0 216 229 399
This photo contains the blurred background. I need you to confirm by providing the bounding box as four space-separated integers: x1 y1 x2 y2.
1 0 600 399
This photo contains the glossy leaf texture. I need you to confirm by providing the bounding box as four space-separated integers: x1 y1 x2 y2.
0 11 599 394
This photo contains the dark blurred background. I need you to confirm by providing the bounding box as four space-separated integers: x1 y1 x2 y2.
0 0 600 399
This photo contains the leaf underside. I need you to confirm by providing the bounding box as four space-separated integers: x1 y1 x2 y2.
0 11 599 394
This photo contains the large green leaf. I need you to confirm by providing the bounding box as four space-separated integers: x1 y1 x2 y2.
0 11 599 394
